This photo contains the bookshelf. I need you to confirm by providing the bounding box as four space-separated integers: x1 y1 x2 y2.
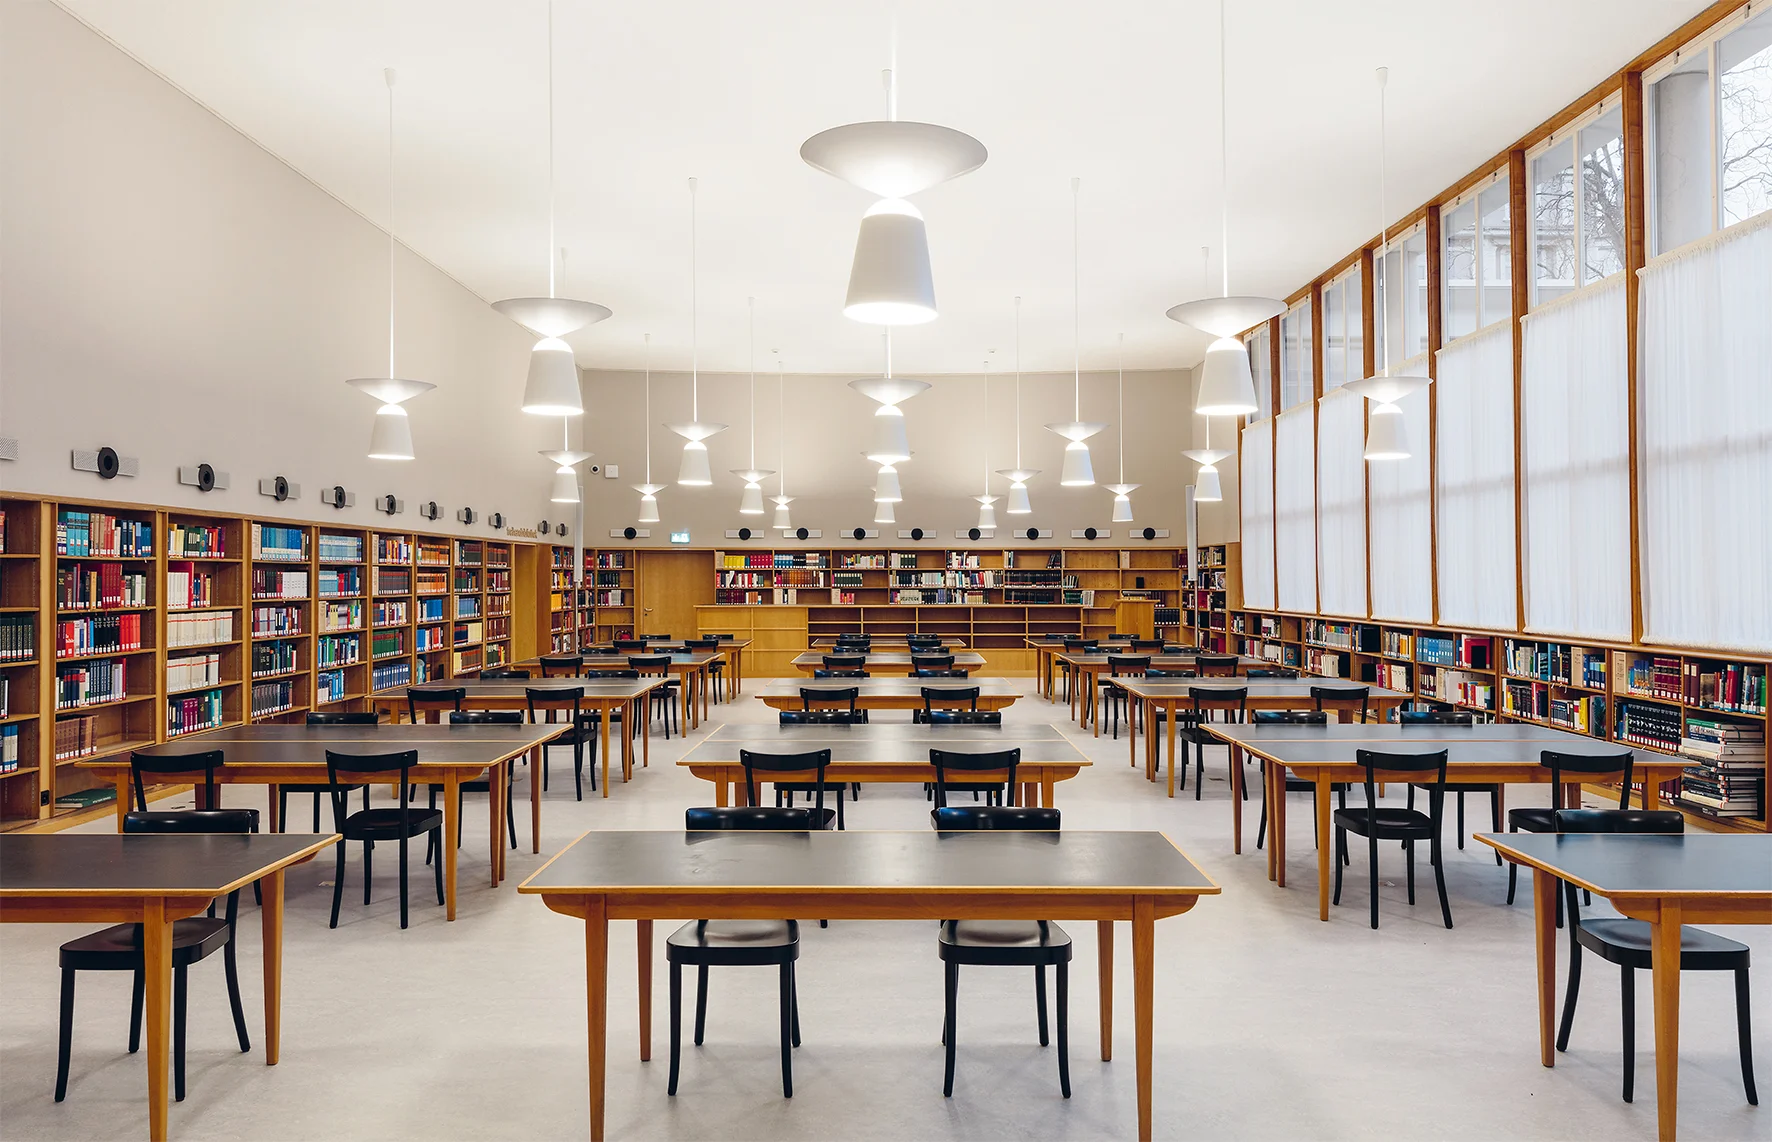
164 512 244 739
414 535 451 684
548 543 577 653
484 540 513 669
1 498 46 829
370 530 415 697
250 520 312 722
315 527 369 708
587 550 635 642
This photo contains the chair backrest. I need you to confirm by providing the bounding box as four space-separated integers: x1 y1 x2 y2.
1540 750 1635 809
480 667 532 679
800 686 858 711
685 806 817 830
1187 686 1248 716
644 633 673 642
525 686 583 724
710 633 736 641
451 710 523 725
1251 710 1329 725
597 669 641 679
538 654 584 677
778 710 865 725
407 685 467 724
906 634 943 647
306 712 378 725
1311 685 1371 724
1061 637 1089 651
1398 708 1474 726
740 749 833 815
931 805 1060 831
614 639 647 651
929 748 1021 808
585 646 620 656
922 685 980 714
324 750 420 829
626 654 671 675
130 749 223 812
1247 667 1302 679
1196 655 1239 677
911 654 956 671
911 668 967 678
1131 639 1166 651
923 710 1002 726
1146 669 1197 679
123 808 256 834
1107 654 1152 677
1552 808 1682 834
683 637 720 649
1353 748 1450 810
835 633 869 642
822 653 867 670
813 668 870 678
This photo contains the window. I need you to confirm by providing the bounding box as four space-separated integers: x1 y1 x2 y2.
1373 224 1429 367
1442 171 1512 342
1245 324 1273 422
1530 100 1624 305
1315 389 1367 617
1239 421 1275 611
1649 6 1772 253
1273 406 1316 614
1320 263 1363 391
1279 298 1313 410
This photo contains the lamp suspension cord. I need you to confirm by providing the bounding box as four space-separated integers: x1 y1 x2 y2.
982 359 990 493
547 0 556 299
776 353 786 495
1219 0 1230 299
689 177 699 419
1376 66 1391 378
1117 333 1125 484
748 297 756 468
385 68 397 378
1014 296 1023 468
1072 176 1081 419
643 333 652 483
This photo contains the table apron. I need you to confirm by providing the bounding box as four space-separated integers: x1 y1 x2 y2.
540 890 1203 922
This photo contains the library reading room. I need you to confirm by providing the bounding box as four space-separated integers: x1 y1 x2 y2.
1 2 1769 1140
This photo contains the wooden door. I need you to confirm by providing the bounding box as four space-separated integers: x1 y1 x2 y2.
637 551 713 639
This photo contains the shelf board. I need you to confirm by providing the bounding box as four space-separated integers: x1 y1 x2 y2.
166 637 240 652
0 766 41 780
54 554 155 562
56 734 157 764
167 680 240 696
251 668 303 682
252 596 311 604
56 693 157 714
55 646 157 663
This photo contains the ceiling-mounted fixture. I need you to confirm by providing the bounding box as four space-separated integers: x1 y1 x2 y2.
346 69 434 461
633 333 666 523
849 331 930 465
730 298 774 514
1183 414 1230 503
542 418 592 504
493 0 609 416
873 498 896 525
873 462 903 504
1103 333 1139 522
996 297 1038 514
771 352 794 532
1165 0 1285 416
667 179 726 484
1046 180 1104 486
802 46 987 325
1344 67 1430 461
976 357 998 531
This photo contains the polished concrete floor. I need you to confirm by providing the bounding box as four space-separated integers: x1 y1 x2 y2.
1 679 1764 1140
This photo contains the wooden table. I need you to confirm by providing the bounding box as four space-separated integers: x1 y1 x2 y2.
1209 723 1692 922
373 677 665 798
1056 654 1273 732
790 650 988 676
520 829 1219 1141
680 721 1089 807
1477 832 1772 1142
579 651 722 729
810 637 969 651
1025 636 1138 698
0 832 336 1141
570 638 752 697
84 723 563 918
754 676 1023 714
1119 678 1412 791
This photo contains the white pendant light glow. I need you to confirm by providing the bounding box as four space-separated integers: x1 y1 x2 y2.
633 333 667 522
1364 402 1411 460
1046 179 1104 486
1183 412 1232 504
1168 0 1284 406
1102 333 1140 521
730 298 774 513
873 464 903 504
772 354 794 531
346 70 435 460
1195 464 1224 502
845 198 937 325
638 491 661 524
541 418 592 505
669 178 726 484
850 336 930 465
996 297 1040 514
873 499 896 525
976 497 998 530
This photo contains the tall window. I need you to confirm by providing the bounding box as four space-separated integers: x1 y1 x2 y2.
1245 324 1273 422
1373 223 1430 367
1278 297 1314 410
1649 5 1772 254
1531 100 1625 305
1320 263 1363 392
1442 170 1513 342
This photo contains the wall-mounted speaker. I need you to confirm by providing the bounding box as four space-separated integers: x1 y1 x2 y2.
852 527 867 541
0 437 17 462
1139 527 1170 540
456 507 476 525
178 463 229 492
795 527 811 541
726 527 755 541
1070 527 1103 541
259 476 300 503
72 447 138 480
419 501 442 521
375 494 403 515
320 485 354 509
967 527 981 541
488 512 504 529
956 528 996 541
538 521 551 535
895 528 931 540
556 524 569 539
623 526 638 540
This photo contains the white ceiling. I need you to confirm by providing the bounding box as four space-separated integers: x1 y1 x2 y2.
57 0 1701 374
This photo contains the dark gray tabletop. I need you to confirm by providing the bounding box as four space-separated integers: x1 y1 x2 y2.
758 677 1020 699
1115 678 1410 701
577 651 722 667
1210 725 1683 768
683 724 1087 765
522 830 1216 894
792 651 988 667
0 834 336 896
811 638 968 649
402 678 665 702
1479 833 1772 898
1057 653 1270 670
1210 723 1625 745
98 722 563 766
578 639 751 651
701 723 1071 743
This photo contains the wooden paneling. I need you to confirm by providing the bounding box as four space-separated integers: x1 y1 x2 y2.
636 551 713 639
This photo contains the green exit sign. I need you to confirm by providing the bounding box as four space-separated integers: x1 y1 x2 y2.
670 531 690 544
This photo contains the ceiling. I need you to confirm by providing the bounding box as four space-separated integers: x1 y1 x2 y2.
57 0 1703 374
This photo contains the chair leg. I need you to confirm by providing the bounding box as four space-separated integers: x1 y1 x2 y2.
1506 823 1520 904
223 931 250 1052
1555 934 1583 1053
573 738 584 802
1431 834 1453 929
505 765 517 850
397 834 409 930
432 828 444 905
668 961 682 1096
329 842 346 929
363 840 374 906
1490 790 1503 865
1405 839 1416 906
54 968 74 1102
172 965 187 1102
1456 791 1466 849
693 965 709 1046
1332 828 1345 905
1621 965 1636 1103
790 964 801 1048
778 963 795 1098
588 731 597 791
128 967 144 1052
542 749 549 792
1368 832 1380 930
943 960 959 1097
1735 969 1758 1105
1256 797 1268 850
311 793 321 833
1035 964 1049 1047
1055 959 1071 1099
1193 738 1204 802
278 789 288 833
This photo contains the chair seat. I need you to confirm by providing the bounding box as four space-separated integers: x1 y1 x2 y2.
1332 806 1435 838
1508 806 1562 832
1418 780 1499 793
60 918 232 970
1576 918 1751 970
666 919 799 966
281 783 361 794
340 806 443 840
938 920 1073 966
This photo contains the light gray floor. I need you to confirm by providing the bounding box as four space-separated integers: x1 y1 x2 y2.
0 679 1763 1141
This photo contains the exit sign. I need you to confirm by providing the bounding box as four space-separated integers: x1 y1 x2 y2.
670 531 690 544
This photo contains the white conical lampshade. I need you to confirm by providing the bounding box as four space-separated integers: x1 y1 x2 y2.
874 465 902 503
845 199 936 325
1194 464 1223 502
874 499 895 524
1106 483 1138 524
1196 336 1259 417
1059 441 1094 486
1006 482 1032 514
771 496 794 531
1365 402 1411 460
738 482 765 514
677 440 712 485
637 490 661 523
550 466 580 504
521 337 584 416
868 404 912 465
367 403 414 461
976 496 997 530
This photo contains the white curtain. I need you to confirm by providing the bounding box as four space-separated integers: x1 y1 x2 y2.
1435 322 1517 630
1238 420 1275 610
1315 388 1367 616
1520 276 1631 640
1638 210 1772 653
1369 375 1432 622
1274 405 1317 613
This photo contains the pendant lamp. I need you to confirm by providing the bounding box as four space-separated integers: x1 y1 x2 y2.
1046 180 1104 485
730 298 774 512
668 179 726 484
1166 0 1285 415
771 353 794 531
1344 67 1431 460
1183 416 1230 504
873 499 896 525
347 69 435 460
873 464 903 503
494 2 610 415
995 298 1039 513
633 333 666 522
542 419 592 505
850 332 930 464
975 358 999 530
1102 334 1139 521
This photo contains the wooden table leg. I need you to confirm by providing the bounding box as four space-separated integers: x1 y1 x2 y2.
1275 762 1290 888
1316 776 1334 917
1041 773 1056 808
1266 760 1278 881
1132 897 1155 1142
1650 901 1683 1142
261 867 285 1065
714 775 729 808
635 700 647 776
113 776 131 828
489 764 503 887
266 784 280 833
584 896 610 1142
1091 673 1101 738
1097 919 1113 1062
1231 745 1244 854
143 898 172 1142
1532 867 1557 1068
600 707 613 797
1128 699 1139 769
637 918 653 1063
1165 705 1177 798
531 747 542 853
701 667 710 722
443 772 460 921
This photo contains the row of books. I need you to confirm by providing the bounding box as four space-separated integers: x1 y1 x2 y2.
165 566 219 610
251 523 307 562
718 570 828 588
840 554 887 568
485 594 512 618
416 597 446 622
318 533 365 563
1419 666 1493 709
58 563 149 610
594 590 626 606
374 535 412 564
316 669 350 704
250 678 298 718
55 614 145 658
417 570 449 594
56 658 130 709
371 660 412 692
252 568 309 600
715 588 802 605
456 596 482 618
372 630 408 659
1504 640 1607 689
453 571 480 592
56 510 153 558
1 723 21 772
484 616 511 642
251 605 302 638
0 675 8 717
318 601 363 632
1615 700 1682 751
888 589 989 605
317 634 362 668
453 620 484 647
166 652 222 693
53 714 102 760
167 610 233 648
1679 718 1764 760
166 687 223 734
595 552 627 568
318 568 361 597
416 541 450 566
1674 718 1765 819
1616 653 1684 701
1684 662 1767 715
372 600 409 627
415 624 448 652
167 523 227 558
252 640 299 678
1363 662 1412 692
1302 648 1346 678
595 571 625 587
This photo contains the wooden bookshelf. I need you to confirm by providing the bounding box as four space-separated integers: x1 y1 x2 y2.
587 549 635 642
164 511 244 739
370 529 415 697
250 519 312 722
1 497 47 829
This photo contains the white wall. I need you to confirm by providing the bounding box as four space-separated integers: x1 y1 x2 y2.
0 1 559 533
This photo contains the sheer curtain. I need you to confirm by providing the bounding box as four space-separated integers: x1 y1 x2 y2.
1315 388 1367 616
1274 405 1317 613
1435 322 1517 630
1238 420 1275 611
1638 209 1772 653
1368 378 1432 622
1520 275 1631 640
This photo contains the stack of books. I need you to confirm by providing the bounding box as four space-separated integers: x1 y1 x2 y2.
1676 719 1765 820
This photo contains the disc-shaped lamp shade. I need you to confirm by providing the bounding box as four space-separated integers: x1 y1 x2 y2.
635 483 664 524
771 496 794 531
738 483 765 514
1364 403 1411 461
1059 441 1094 486
550 467 580 504
1164 295 1285 339
521 337 583 416
868 404 912 465
873 465 903 503
346 377 435 405
367 404 414 460
1195 337 1259 417
873 499 895 525
677 440 712 485
799 120 988 198
1194 464 1224 502
1343 373 1431 406
845 199 936 326
491 297 612 339
1106 484 1138 524
976 496 997 530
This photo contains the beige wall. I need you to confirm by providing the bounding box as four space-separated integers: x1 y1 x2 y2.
0 1 559 533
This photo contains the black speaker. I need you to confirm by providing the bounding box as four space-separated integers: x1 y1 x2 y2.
329 485 349 510
420 501 440 520
538 521 551 535
195 463 216 492
378 494 397 514
1025 527 1039 541
1141 526 1157 541
489 512 505 530
96 447 120 480
1084 527 1098 540
910 527 925 541
738 527 753 541
272 476 291 502
796 527 810 541
557 524 569 539
852 527 866 541
967 527 981 541
623 526 638 540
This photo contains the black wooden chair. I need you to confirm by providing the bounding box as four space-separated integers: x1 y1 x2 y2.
669 805 815 1099
915 685 979 723
821 653 867 675
1505 749 1635 916
932 802 1070 1099
127 751 264 907
1251 711 1344 852
628 654 681 737
813 668 870 679
683 638 726 701
911 668 968 678
277 713 374 832
799 686 858 712
1398 708 1498 861
1312 685 1370 724
406 685 465 725
930 747 1022 808
777 710 865 726
1333 747 1454 930
1184 687 1248 800
480 667 531 680
54 809 255 1104
420 711 521 858
1057 640 1097 703
1552 808 1757 1105
907 634 944 650
526 686 593 799
924 711 1002 726
1130 638 1166 652
1246 667 1301 678
1100 655 1151 739
614 639 647 651
324 750 443 929
538 654 584 678
743 748 839 830
1196 655 1239 678
911 653 957 675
